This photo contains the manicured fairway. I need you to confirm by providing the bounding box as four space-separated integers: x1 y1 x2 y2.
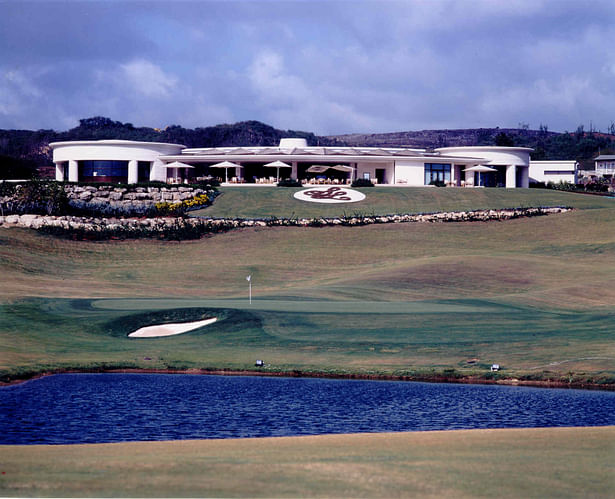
1 426 613 497
1 189 615 384
2 295 613 383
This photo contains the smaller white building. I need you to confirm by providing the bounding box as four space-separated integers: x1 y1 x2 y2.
51 140 185 184
594 155 615 178
434 146 533 188
528 160 578 184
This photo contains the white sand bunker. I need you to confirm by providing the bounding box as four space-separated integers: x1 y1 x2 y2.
129 317 217 338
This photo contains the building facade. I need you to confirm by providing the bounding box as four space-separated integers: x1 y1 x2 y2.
527 160 578 184
594 155 615 179
51 140 185 184
51 138 544 188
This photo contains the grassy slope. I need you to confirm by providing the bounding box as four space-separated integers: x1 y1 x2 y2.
1 189 615 383
1 426 614 497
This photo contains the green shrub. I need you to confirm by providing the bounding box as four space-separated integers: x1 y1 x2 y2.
582 180 609 192
0 181 68 215
277 179 302 187
0 181 18 197
529 182 547 189
191 179 220 188
351 178 374 187
532 179 611 194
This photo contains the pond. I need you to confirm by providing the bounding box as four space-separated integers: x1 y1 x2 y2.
1 373 614 444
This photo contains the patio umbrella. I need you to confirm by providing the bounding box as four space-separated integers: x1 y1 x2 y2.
463 165 497 186
209 160 242 183
162 161 195 182
306 165 330 173
330 164 355 181
463 165 497 173
264 160 291 181
163 161 195 169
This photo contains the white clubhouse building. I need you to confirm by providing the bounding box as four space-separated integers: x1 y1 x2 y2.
51 138 576 187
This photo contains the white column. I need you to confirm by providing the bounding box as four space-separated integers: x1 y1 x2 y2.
465 168 474 186
68 160 78 182
291 161 298 180
128 160 138 184
150 159 165 182
506 165 516 188
235 166 242 181
55 162 64 181
520 166 529 188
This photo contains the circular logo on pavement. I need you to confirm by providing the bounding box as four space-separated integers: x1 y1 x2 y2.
293 186 366 204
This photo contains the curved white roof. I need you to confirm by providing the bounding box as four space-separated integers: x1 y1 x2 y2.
434 146 532 166
50 139 186 149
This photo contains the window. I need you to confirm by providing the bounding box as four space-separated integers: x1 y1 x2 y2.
424 163 451 185
138 161 151 182
79 160 128 179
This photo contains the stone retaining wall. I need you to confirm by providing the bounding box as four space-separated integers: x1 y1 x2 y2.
63 185 209 212
0 184 211 215
0 207 572 233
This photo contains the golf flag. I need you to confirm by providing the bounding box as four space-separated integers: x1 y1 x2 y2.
246 275 251 282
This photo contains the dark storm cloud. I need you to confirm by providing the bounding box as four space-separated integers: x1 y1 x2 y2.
1 0 614 134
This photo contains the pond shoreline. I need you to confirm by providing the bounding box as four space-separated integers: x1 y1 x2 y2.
2 367 614 391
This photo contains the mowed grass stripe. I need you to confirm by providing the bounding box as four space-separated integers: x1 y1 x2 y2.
1 426 613 498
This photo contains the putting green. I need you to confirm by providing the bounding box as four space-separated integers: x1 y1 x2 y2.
3 296 612 385
91 297 504 315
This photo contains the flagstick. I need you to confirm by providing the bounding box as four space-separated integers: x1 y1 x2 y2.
249 280 252 304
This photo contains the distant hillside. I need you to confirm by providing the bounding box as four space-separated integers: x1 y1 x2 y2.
1 117 614 178
325 128 557 148
0 117 322 178
326 128 615 170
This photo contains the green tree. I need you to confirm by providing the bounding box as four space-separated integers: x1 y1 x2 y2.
495 132 514 146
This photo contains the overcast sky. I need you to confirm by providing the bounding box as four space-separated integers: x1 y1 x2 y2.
1 0 615 135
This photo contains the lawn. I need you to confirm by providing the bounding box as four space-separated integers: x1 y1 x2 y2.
1 426 613 497
191 186 612 219
1 189 614 384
